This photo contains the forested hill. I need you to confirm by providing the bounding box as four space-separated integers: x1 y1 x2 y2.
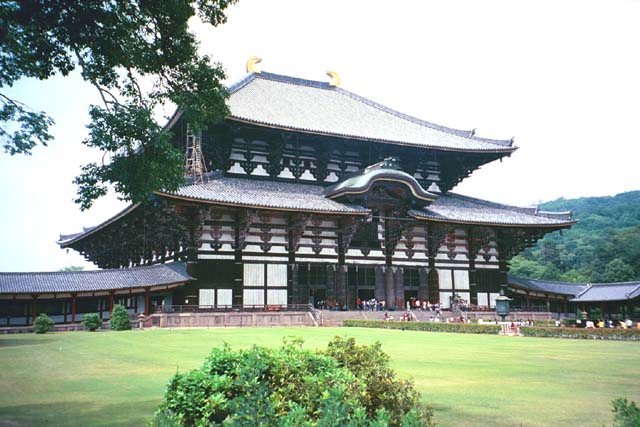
510 191 640 283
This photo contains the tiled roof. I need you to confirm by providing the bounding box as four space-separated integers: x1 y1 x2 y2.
159 174 369 214
571 283 640 302
409 193 576 227
225 72 516 153
508 275 588 296
508 275 640 302
0 263 191 295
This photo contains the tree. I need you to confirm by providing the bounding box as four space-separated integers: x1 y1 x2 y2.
58 266 85 272
110 304 132 330
603 259 635 283
1 0 236 210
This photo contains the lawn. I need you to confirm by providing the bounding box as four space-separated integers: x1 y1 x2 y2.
0 327 639 427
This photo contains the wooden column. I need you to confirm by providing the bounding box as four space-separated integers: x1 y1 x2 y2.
144 288 151 316
336 225 351 309
63 299 68 324
31 295 38 325
385 267 395 309
418 267 429 301
233 212 245 307
374 266 385 302
71 294 77 323
109 292 115 313
395 267 405 310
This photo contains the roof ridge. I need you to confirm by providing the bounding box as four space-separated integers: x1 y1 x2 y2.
448 193 573 220
0 263 178 276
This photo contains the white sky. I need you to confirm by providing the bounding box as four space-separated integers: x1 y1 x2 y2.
1 0 639 272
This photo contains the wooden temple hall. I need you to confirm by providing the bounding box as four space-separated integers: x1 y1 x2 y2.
0 62 582 325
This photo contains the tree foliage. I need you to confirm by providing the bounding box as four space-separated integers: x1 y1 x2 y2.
33 313 54 334
150 337 434 427
510 191 640 283
1 0 236 209
82 313 102 332
110 304 132 331
610 398 640 427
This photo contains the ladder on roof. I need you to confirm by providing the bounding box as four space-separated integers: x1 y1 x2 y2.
185 124 208 185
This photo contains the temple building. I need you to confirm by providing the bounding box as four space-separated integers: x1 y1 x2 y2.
0 65 583 325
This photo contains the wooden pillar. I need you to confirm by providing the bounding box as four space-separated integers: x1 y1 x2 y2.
563 300 568 316
109 292 115 313
395 267 405 310
233 214 244 307
418 267 429 301
374 266 385 302
467 228 478 306
144 288 151 316
336 265 348 309
385 267 395 309
31 295 38 325
63 299 68 324
71 294 77 323
326 264 336 307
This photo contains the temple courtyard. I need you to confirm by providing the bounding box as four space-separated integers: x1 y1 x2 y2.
0 327 638 427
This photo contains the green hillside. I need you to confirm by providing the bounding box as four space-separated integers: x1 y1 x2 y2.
510 191 640 283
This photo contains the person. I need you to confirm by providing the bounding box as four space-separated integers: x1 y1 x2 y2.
384 312 390 322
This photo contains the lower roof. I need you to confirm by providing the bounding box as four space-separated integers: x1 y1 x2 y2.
508 275 640 302
411 193 575 228
59 176 574 248
0 263 191 295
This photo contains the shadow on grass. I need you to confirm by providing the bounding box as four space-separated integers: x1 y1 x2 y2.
0 398 161 427
0 338 47 348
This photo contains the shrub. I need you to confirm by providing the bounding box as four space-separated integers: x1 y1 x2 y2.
150 337 434 427
110 304 131 331
33 313 54 334
82 314 102 332
343 320 501 335
610 398 640 427
520 326 640 341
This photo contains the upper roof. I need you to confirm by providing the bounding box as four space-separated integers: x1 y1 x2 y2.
158 172 369 215
409 193 576 227
220 71 516 153
0 263 191 295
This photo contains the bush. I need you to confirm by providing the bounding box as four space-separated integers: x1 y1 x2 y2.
610 398 640 427
343 320 501 335
82 314 102 332
110 304 131 331
150 337 434 427
33 313 54 334
520 326 640 341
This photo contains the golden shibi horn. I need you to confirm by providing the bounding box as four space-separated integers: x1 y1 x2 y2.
246 56 262 74
326 71 340 87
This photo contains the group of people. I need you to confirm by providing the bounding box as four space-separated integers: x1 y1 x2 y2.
581 318 634 329
405 298 441 312
357 298 386 312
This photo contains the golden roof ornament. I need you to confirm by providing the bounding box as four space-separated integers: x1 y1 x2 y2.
246 56 262 74
326 71 340 87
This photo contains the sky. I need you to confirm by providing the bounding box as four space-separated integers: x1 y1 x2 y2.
1 0 639 272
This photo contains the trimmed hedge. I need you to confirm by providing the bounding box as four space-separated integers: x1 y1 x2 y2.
520 326 640 341
344 320 640 341
343 320 501 334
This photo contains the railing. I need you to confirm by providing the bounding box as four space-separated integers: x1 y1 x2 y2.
158 304 314 314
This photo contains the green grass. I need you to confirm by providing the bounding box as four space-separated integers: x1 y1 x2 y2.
1 328 639 427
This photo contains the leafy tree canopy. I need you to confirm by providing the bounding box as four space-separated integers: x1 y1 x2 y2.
1 0 236 209
510 191 640 283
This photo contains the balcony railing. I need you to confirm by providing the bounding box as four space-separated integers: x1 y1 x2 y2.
158 304 314 314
